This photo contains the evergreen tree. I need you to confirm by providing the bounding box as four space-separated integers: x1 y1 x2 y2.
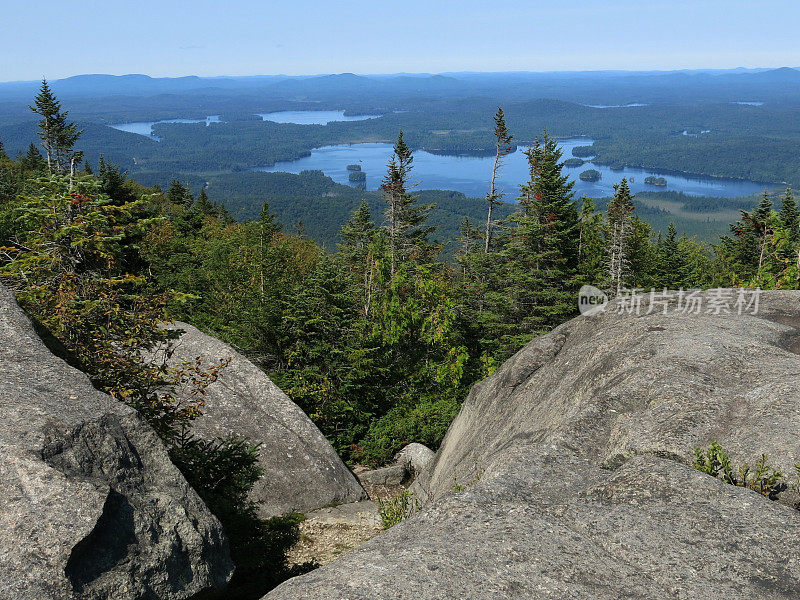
339 201 378 317
98 157 137 205
380 131 437 275
29 79 82 173
167 180 193 207
196 188 216 216
19 143 46 172
656 222 688 289
577 196 606 285
485 107 513 253
489 133 580 355
778 188 799 262
606 178 635 295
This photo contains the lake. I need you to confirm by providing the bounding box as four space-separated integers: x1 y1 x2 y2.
582 103 648 108
257 110 381 124
110 115 221 140
255 138 772 199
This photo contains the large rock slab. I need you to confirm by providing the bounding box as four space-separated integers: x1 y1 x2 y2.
166 323 365 517
267 447 800 599
0 285 233 600
418 290 800 502
264 290 800 599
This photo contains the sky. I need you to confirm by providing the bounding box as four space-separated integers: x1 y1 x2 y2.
2 0 799 81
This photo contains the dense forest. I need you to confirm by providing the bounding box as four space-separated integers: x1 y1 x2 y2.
3 85 800 598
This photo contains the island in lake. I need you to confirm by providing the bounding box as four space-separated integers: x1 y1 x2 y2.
564 158 584 167
572 145 596 158
579 169 601 182
645 176 668 187
346 164 361 171
348 171 366 182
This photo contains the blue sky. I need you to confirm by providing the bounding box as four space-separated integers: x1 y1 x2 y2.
2 0 798 81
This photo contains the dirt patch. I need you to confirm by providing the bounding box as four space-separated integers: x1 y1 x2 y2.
288 501 383 567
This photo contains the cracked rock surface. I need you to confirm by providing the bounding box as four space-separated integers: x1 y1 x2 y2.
0 284 233 600
266 291 800 599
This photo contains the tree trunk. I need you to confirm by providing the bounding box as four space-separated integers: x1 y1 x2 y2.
485 144 501 253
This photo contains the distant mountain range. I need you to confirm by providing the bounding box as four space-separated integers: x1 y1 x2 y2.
1 68 798 102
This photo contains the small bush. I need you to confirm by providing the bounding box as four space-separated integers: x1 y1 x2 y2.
358 396 460 466
377 491 419 529
171 432 317 599
693 441 787 501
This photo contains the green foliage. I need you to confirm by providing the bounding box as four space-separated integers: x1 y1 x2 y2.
170 433 317 599
377 491 419 529
29 79 83 173
693 441 787 501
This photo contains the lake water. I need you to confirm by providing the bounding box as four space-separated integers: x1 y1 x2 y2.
257 110 381 124
110 115 221 140
255 138 771 199
582 103 648 108
732 101 764 106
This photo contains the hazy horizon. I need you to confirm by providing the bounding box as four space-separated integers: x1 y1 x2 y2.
2 66 798 86
4 1 800 82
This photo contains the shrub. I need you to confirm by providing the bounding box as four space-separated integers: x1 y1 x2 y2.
693 441 787 501
377 491 419 529
171 433 317 599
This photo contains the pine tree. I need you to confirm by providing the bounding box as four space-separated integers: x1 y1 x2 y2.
485 107 513 253
606 178 635 295
19 143 46 172
167 180 193 207
779 188 799 247
380 131 436 275
29 79 82 173
196 188 216 216
748 191 774 277
656 222 686 289
339 201 378 316
577 197 606 285
488 132 580 355
98 157 136 205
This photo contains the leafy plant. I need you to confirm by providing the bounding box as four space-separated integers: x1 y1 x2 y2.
377 491 420 529
693 441 787 501
171 433 317 599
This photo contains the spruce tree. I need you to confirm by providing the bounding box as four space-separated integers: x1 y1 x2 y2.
489 132 580 355
606 178 635 295
339 201 378 317
485 107 513 253
167 180 193 207
29 79 82 173
577 197 606 285
380 131 436 275
20 143 46 172
779 188 799 245
196 188 216 216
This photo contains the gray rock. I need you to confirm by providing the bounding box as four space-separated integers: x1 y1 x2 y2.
303 501 380 528
420 290 800 502
356 464 409 501
0 284 233 600
165 322 365 517
267 448 800 600
394 443 434 477
357 464 408 487
264 290 800 599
